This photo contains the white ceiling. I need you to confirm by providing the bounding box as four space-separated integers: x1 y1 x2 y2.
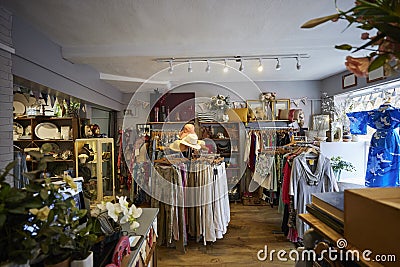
2 0 365 93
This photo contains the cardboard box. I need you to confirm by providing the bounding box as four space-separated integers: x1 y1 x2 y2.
344 188 400 267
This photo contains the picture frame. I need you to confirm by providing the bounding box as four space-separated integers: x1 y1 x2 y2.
272 99 290 120
342 73 357 89
367 66 385 83
312 114 330 132
246 100 268 121
331 122 343 142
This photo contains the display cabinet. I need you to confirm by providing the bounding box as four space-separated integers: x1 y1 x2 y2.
75 138 115 202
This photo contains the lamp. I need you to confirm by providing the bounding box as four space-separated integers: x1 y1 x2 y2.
296 56 301 70
275 58 281 71
205 60 211 73
188 60 193 73
223 59 228 73
257 58 263 72
155 53 310 73
168 60 173 74
239 59 244 72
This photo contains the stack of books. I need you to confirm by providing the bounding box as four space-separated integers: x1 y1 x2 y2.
306 192 344 234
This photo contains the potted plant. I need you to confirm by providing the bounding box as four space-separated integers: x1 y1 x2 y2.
330 156 356 181
21 150 88 267
26 175 89 267
0 161 42 267
70 219 98 267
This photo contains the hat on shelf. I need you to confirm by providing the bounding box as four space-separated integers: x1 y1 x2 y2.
180 134 202 150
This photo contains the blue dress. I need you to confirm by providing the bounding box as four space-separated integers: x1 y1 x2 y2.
347 104 400 187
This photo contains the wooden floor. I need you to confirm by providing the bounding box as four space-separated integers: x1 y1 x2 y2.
157 203 296 267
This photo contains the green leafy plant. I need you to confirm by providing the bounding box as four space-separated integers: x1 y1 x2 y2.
301 0 400 77
0 157 96 265
71 218 98 261
0 161 42 265
27 176 92 265
330 156 356 172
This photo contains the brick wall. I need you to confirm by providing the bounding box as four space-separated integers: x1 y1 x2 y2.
0 7 13 184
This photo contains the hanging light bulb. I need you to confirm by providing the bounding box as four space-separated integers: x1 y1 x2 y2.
223 59 228 73
205 60 211 73
257 58 263 72
239 59 244 72
296 56 301 70
275 58 281 71
392 88 397 97
188 60 193 73
168 60 174 74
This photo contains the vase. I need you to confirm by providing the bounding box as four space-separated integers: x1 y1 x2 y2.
334 170 342 181
70 251 93 267
44 257 70 267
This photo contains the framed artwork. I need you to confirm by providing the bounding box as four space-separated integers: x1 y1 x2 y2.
312 114 330 132
272 99 290 120
342 73 357 89
247 100 268 121
330 122 343 142
367 66 385 83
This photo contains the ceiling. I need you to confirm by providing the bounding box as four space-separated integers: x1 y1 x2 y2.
2 0 365 93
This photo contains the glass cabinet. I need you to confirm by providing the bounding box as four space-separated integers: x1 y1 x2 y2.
75 138 115 202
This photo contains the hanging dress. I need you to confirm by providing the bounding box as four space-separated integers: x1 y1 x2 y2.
347 104 400 187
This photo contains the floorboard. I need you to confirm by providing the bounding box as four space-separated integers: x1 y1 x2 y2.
157 203 296 266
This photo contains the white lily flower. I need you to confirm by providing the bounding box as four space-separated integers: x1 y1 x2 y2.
130 221 140 230
97 201 107 212
120 214 129 224
117 196 129 215
106 202 121 222
131 206 143 218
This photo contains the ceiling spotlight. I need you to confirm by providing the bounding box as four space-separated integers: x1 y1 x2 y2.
205 60 211 73
223 59 228 73
275 58 281 70
168 60 173 74
239 59 244 72
257 58 263 72
296 56 301 70
188 60 193 73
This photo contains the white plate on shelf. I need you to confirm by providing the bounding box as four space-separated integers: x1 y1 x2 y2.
13 101 26 116
35 122 59 139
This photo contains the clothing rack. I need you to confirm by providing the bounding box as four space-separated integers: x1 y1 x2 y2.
246 126 294 130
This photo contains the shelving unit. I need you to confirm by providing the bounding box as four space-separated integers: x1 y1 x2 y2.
13 116 87 176
198 121 245 202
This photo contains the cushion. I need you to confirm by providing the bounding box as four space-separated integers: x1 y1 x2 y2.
279 108 303 122
278 109 289 120
227 108 248 122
